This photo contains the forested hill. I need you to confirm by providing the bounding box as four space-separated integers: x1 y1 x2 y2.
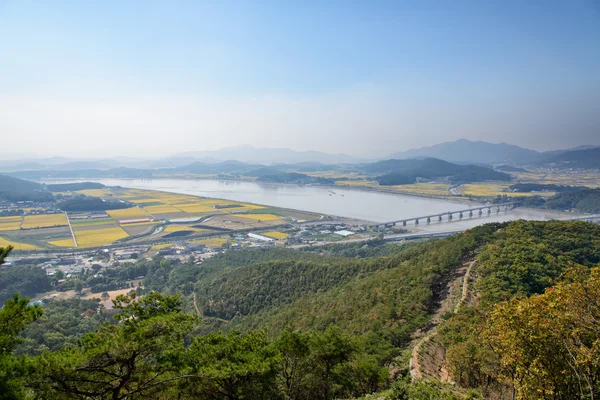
364 158 510 185
0 173 42 191
3 220 600 399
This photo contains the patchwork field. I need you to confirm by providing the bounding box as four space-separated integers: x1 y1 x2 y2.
2 187 296 250
511 170 600 188
22 214 68 229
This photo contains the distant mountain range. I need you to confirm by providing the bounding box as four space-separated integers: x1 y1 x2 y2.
535 148 600 169
387 139 599 167
169 145 363 165
1 141 598 173
388 139 540 165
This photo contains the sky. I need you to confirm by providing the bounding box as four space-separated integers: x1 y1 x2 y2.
1 0 600 158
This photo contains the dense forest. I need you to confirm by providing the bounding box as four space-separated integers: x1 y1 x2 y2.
2 220 600 399
57 197 132 212
543 188 600 213
494 188 600 213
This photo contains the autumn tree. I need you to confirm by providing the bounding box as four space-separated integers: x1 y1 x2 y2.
484 265 600 399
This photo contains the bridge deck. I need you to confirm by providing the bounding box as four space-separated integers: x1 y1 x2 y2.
379 202 518 225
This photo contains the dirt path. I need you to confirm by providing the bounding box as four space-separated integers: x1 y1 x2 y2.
409 259 476 381
192 292 202 317
455 260 475 313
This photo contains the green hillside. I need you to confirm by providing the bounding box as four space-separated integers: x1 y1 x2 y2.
3 220 600 399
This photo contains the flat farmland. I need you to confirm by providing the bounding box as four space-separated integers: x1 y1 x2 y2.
199 214 285 230
262 231 289 239
107 207 150 220
142 205 183 214
176 203 219 213
70 218 115 227
4 186 295 250
158 212 196 220
4 225 70 240
48 238 75 247
460 183 555 197
512 170 600 188
122 223 160 236
0 236 41 250
72 223 119 231
22 214 68 229
189 237 228 247
0 216 22 231
236 213 282 221
74 227 129 248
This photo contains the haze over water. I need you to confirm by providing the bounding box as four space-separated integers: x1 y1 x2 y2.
40 178 571 229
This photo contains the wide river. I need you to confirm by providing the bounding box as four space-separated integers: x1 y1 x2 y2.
41 178 572 231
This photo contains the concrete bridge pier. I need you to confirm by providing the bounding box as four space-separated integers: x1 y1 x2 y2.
415 219 419 225
438 215 443 221
469 211 473 217
478 209 483 216
402 221 407 226
459 212 463 219
496 206 500 213
427 217 431 223
487 208 492 215
449 214 453 220
504 205 508 211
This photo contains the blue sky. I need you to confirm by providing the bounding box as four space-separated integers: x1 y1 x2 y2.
1 1 599 157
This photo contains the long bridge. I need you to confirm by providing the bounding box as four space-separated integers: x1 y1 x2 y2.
377 202 519 227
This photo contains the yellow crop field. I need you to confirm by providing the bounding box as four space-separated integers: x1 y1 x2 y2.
143 205 184 214
77 189 113 197
48 238 75 247
22 214 67 229
75 227 129 248
176 204 217 213
262 231 289 239
236 213 281 221
151 243 173 251
0 216 22 231
164 225 206 233
0 236 40 250
336 180 380 188
394 183 452 195
190 237 228 247
460 183 553 198
107 207 150 219
224 204 265 213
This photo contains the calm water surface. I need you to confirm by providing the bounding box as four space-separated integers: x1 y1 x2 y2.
42 178 571 229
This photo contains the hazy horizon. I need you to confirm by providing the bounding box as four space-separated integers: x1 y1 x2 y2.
2 1 600 158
